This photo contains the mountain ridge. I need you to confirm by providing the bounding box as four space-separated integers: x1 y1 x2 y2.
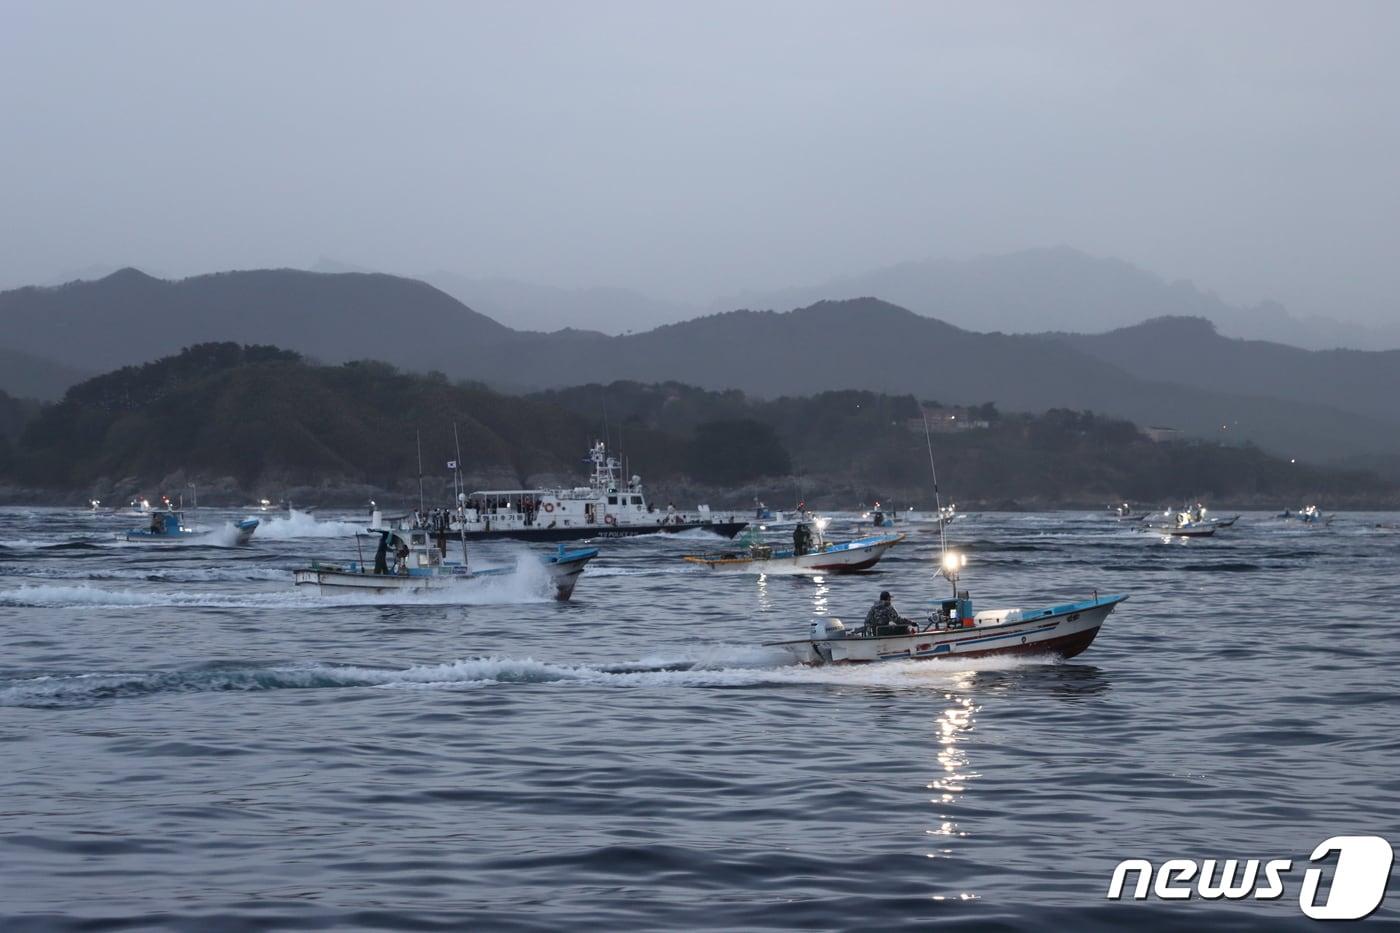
3 268 1397 471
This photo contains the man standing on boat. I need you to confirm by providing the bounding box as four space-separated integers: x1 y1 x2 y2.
373 532 390 575
793 521 813 556
864 591 911 635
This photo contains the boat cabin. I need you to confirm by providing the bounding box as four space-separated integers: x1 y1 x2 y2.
458 441 707 531
147 509 185 535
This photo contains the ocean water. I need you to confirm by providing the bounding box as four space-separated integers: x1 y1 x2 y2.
1 507 1397 930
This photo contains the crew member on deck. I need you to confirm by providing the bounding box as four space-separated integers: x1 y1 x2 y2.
864 591 911 636
793 521 813 556
373 532 390 574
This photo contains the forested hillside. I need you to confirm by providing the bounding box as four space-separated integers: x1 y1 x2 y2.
2 346 1388 507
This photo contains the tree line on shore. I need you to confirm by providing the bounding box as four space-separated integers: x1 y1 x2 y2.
0 343 1391 507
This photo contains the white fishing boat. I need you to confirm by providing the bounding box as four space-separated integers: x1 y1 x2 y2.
770 429 1126 663
293 511 598 601
683 531 904 574
1139 503 1232 537
766 549 1126 664
450 442 747 542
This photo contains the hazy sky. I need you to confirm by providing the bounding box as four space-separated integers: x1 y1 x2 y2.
2 1 1397 325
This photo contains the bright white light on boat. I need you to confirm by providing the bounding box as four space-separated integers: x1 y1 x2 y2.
941 551 966 573
815 517 830 531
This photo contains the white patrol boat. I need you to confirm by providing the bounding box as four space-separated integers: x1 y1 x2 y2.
766 549 1126 665
451 442 748 542
293 511 598 600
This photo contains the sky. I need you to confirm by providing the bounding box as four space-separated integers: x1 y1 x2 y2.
2 1 1398 327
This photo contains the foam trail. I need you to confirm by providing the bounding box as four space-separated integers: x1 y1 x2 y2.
0 652 1055 707
0 568 556 608
255 509 365 540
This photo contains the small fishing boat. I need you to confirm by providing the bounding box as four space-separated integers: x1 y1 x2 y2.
293 513 598 601
902 504 959 525
750 501 806 530
124 509 260 545
1140 503 1231 537
1279 505 1330 525
766 549 1125 664
683 531 904 574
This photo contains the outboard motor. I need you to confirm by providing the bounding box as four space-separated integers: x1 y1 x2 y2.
810 618 847 641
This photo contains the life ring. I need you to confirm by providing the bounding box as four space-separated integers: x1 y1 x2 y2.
604 514 617 526
543 502 555 513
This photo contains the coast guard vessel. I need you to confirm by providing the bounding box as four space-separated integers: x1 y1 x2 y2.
451 442 748 542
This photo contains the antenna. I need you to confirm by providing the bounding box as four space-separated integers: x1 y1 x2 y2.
452 423 464 501
416 429 425 514
601 389 611 454
453 422 468 568
921 410 955 596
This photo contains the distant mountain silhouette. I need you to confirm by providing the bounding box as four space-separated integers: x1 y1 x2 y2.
456 298 1400 466
1044 316 1400 429
713 248 1400 351
0 267 513 374
420 271 697 334
3 269 1398 471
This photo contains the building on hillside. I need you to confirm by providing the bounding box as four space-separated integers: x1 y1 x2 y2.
908 405 991 434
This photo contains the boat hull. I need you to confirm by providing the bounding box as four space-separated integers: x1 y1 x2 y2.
292 548 597 601
683 534 903 574
1140 523 1215 538
768 595 1126 665
125 519 259 546
458 520 747 542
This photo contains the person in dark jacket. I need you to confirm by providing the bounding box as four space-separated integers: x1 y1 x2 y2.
864 591 911 635
373 532 390 574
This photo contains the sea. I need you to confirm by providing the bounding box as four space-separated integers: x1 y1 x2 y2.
1 507 1397 930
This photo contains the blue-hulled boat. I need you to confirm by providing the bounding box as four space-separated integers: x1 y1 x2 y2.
124 509 260 545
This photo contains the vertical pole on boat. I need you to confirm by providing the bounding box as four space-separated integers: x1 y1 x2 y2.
922 412 956 599
601 390 612 459
189 481 198 529
453 422 468 569
416 430 425 515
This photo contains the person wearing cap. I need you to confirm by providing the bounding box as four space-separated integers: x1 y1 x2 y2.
864 590 910 636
